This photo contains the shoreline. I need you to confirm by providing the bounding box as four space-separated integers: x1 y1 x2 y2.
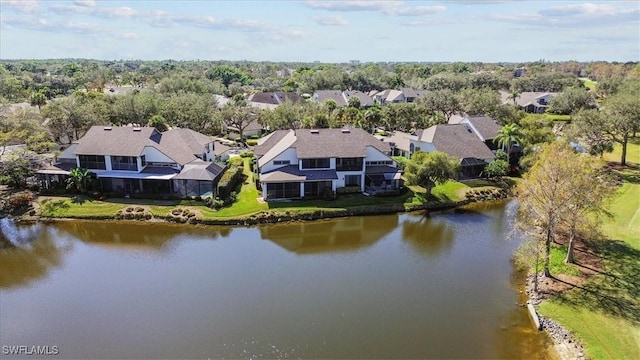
524 273 586 360
11 195 512 226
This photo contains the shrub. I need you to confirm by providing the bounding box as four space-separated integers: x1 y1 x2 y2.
217 165 244 200
336 186 361 195
239 151 255 158
245 139 259 146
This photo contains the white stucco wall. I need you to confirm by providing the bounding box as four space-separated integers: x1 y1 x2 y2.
260 148 298 174
142 146 176 164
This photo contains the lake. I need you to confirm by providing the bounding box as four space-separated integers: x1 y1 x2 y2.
0 201 554 359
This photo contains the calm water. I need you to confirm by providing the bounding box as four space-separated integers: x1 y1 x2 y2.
0 201 554 359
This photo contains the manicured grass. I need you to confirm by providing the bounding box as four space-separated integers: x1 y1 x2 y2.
603 140 640 165
536 166 640 360
212 158 267 218
539 245 580 276
601 182 640 248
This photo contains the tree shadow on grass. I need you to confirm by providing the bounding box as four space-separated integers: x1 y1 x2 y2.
551 239 640 323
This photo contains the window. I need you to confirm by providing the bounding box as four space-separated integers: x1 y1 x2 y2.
336 157 363 171
111 156 138 171
304 181 332 198
266 182 301 199
345 175 361 187
274 160 291 165
79 155 106 170
301 158 330 169
141 155 146 167
365 160 393 166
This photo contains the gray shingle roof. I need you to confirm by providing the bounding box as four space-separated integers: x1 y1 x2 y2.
293 128 390 159
344 90 374 107
261 165 338 183
429 124 495 161
255 130 291 157
465 116 501 141
173 160 225 181
314 90 347 106
73 126 211 166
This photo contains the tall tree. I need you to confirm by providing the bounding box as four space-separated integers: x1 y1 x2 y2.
515 141 608 280
507 90 520 105
29 91 47 110
219 104 258 140
404 151 460 195
569 90 640 165
419 89 462 121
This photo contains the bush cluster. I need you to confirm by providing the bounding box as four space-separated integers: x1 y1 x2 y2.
217 165 244 200
116 206 152 220
465 188 508 202
167 208 198 223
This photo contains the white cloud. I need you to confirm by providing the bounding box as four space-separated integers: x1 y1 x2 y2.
304 0 396 12
385 5 446 16
489 2 640 27
1 16 100 34
0 0 41 13
313 15 349 25
74 0 96 7
304 0 446 17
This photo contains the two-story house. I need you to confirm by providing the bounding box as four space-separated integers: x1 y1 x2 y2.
37 126 226 197
254 128 402 200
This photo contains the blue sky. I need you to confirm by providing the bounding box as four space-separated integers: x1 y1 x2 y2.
1 0 638 62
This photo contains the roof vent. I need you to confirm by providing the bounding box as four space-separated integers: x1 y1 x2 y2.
103 126 112 131
310 130 319 134
133 127 142 132
341 129 350 133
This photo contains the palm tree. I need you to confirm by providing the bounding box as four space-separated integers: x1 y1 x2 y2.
363 106 382 133
494 124 521 164
66 168 92 194
507 90 520 106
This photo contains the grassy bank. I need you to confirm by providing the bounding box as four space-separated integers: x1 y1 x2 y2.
603 139 640 166
35 164 509 222
536 166 640 359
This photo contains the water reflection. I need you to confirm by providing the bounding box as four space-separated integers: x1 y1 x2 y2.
401 213 455 255
260 215 397 254
0 220 68 289
53 220 232 251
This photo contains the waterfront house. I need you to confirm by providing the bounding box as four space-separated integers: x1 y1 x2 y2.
383 122 496 178
37 126 226 197
254 128 402 200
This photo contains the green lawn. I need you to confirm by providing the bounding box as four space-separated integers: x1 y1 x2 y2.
603 140 640 165
36 173 504 221
581 78 598 90
537 167 640 359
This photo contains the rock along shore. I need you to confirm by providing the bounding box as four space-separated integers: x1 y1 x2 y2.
525 273 586 360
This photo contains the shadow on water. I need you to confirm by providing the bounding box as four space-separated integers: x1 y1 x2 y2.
53 220 233 251
0 219 68 289
401 213 455 256
260 215 398 255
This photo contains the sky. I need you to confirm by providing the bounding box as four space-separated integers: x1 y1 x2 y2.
0 0 638 62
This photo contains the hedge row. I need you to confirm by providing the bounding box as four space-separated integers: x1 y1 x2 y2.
217 165 244 200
